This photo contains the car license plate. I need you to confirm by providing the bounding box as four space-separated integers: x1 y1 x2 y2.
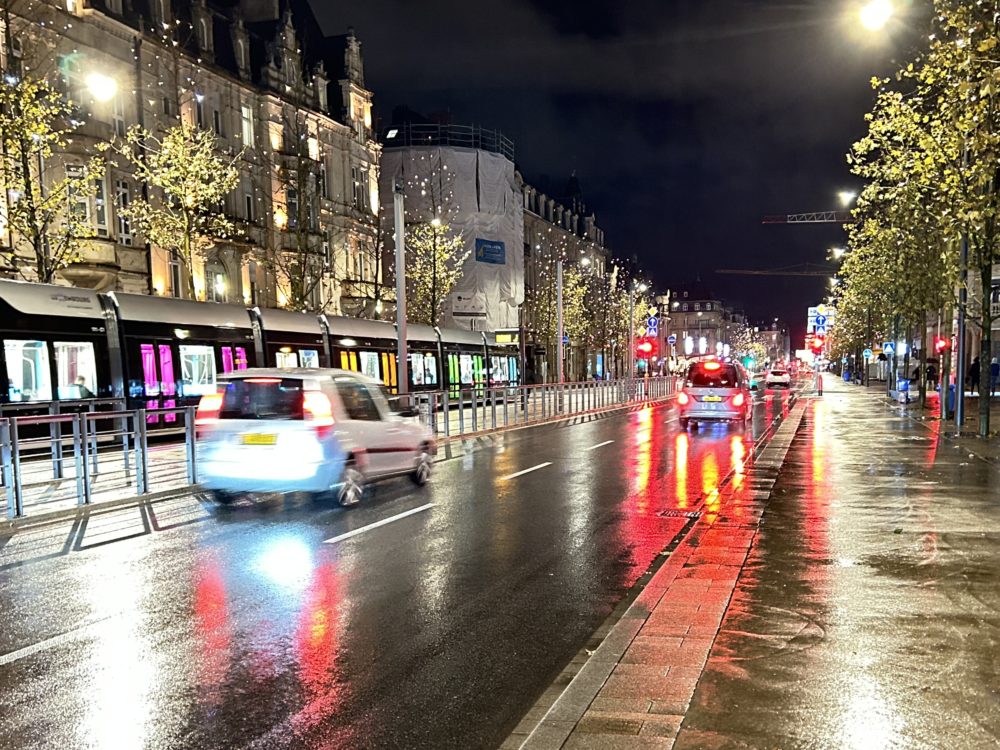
702 395 723 402
242 433 277 446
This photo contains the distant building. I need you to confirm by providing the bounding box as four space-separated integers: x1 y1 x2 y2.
1 0 380 314
664 283 743 365
379 119 524 332
521 175 610 381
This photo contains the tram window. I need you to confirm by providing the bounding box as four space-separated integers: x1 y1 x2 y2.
360 351 380 380
178 344 217 397
221 347 235 374
448 354 459 388
300 349 319 368
339 351 349 369
140 344 160 396
235 347 249 370
4 339 52 402
459 354 474 385
275 349 298 368
54 341 98 399
381 352 391 385
410 354 425 386
423 354 437 385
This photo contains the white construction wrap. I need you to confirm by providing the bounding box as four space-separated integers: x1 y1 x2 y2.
380 146 525 331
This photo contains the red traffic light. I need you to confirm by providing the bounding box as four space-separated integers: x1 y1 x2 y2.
637 340 653 355
810 335 825 354
934 337 950 353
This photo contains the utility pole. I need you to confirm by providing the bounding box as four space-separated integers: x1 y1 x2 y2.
556 258 564 384
393 181 409 398
956 234 967 432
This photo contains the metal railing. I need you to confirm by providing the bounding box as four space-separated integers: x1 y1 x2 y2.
1 405 197 520
1 377 676 519
405 376 677 438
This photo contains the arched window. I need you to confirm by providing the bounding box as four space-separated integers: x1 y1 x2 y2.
205 260 228 303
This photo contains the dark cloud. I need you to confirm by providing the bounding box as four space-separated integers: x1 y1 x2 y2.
311 0 921 342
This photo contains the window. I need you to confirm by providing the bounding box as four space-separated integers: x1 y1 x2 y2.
705 303 713 311
116 179 132 245
359 351 380 380
65 0 78 13
240 104 253 145
212 109 223 136
317 161 328 199
300 350 319 368
694 303 701 311
351 167 369 211
334 378 382 421
459 354 474 385
66 165 89 224
168 251 182 297
205 262 226 302
410 353 425 386
687 363 739 389
54 341 98 399
162 97 173 117
286 187 298 229
94 178 109 237
195 96 204 128
178 344 217 397
247 260 258 305
220 378 304 420
235 40 247 73
307 135 319 161
275 348 298 367
244 192 254 222
112 94 126 137
4 339 52 402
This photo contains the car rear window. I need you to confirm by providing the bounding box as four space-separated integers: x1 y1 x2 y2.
220 378 304 420
770 370 787 376
688 364 739 388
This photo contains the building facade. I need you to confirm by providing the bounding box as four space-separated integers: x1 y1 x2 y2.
0 0 380 315
665 285 743 367
379 122 524 332
521 177 610 382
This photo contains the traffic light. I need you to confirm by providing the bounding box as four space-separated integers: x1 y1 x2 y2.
636 338 654 356
810 335 826 355
934 336 950 353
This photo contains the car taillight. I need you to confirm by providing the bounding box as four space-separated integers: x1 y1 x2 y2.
303 391 335 438
731 392 745 408
195 392 223 426
677 391 690 406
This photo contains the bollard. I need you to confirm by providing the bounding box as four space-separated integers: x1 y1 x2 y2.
185 406 198 485
136 409 149 494
2 419 23 519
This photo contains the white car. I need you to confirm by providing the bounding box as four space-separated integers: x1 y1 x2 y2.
195 368 436 506
765 369 792 388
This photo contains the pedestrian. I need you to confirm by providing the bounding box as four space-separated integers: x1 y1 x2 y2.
968 356 980 396
927 364 938 388
75 375 94 399
992 357 999 396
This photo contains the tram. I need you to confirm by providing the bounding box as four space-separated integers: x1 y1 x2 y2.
0 279 520 417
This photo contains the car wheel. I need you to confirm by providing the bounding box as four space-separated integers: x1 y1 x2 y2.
411 445 433 486
337 461 366 507
207 489 239 504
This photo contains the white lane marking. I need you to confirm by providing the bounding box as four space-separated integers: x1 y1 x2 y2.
323 503 435 544
500 462 552 481
585 440 615 451
0 619 108 666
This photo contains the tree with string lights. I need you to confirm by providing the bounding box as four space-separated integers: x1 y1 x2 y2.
111 123 241 300
405 218 468 326
0 74 106 282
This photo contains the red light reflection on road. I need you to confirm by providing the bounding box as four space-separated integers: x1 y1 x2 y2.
194 557 233 708
674 433 689 508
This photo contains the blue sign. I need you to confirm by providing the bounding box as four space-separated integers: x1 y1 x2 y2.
814 314 827 327
883 342 894 356
474 238 506 264
562 334 569 345
667 334 677 345
863 348 873 359
646 316 658 329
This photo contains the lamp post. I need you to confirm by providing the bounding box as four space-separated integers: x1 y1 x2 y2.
394 181 409 398
627 280 647 381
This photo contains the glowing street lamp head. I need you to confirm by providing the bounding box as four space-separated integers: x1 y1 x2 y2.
831 246 846 260
430 217 442 227
859 0 893 32
85 72 117 103
837 190 857 207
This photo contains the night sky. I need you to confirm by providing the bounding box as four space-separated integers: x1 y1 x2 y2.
310 0 923 345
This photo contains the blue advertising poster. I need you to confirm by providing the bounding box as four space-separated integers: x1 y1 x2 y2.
475 238 506 264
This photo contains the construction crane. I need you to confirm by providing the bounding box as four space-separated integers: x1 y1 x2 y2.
716 263 831 277
761 211 856 224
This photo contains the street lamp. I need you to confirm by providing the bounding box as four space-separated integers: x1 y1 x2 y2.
837 190 857 207
859 0 894 32
85 72 117 102
831 246 846 260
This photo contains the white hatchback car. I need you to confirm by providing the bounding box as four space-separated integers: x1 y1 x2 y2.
196 368 436 506
765 369 792 388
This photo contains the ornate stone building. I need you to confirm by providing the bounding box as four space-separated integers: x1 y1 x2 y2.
0 0 380 314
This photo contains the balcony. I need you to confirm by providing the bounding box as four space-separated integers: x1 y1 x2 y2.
382 123 514 161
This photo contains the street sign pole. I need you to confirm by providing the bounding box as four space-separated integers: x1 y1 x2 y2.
393 182 409 398
557 259 564 385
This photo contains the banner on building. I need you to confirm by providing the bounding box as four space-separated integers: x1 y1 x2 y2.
475 238 506 265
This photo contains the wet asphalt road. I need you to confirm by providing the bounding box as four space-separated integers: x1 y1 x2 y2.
0 392 793 750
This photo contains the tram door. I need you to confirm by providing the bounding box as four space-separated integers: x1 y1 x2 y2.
140 343 177 424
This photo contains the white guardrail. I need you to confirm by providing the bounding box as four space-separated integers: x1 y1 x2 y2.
1 377 677 520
